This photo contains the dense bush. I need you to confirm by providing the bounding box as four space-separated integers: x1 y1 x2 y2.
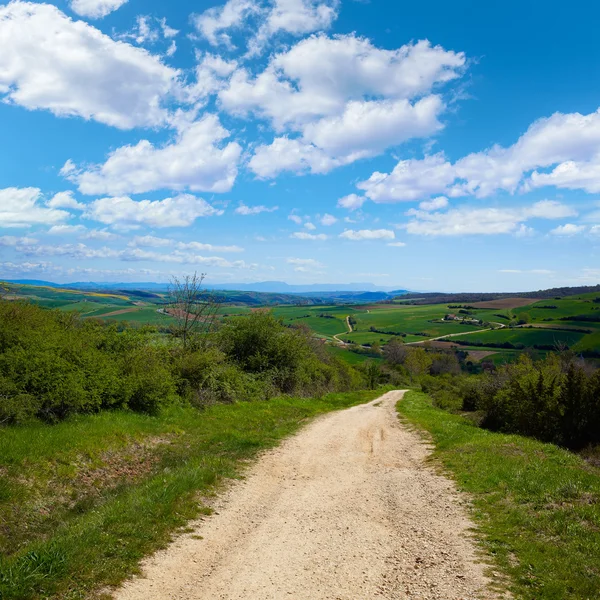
414 350 600 450
473 355 600 448
0 302 365 425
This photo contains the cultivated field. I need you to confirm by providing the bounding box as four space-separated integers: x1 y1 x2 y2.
4 283 600 363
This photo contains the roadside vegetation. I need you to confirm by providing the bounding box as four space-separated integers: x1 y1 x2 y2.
398 391 600 599
0 300 362 425
0 389 383 600
3 278 600 598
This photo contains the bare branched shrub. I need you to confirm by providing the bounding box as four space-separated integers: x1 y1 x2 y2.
168 272 221 349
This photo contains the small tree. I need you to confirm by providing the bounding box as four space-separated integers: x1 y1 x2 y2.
383 337 407 365
168 273 221 349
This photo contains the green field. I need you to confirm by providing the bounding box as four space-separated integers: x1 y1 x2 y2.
451 327 586 348
4 283 600 355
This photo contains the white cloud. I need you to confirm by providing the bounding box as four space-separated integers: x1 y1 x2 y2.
249 137 342 178
0 236 38 246
248 0 339 57
222 36 465 129
47 225 86 235
166 41 177 57
304 222 316 230
339 229 395 240
288 214 304 225
286 257 323 266
291 231 328 240
177 241 244 253
387 241 407 247
286 257 324 272
337 193 365 211
0 2 180 129
357 154 456 202
85 194 223 228
403 200 576 237
188 54 238 102
129 235 173 248
235 202 278 215
12 241 253 269
16 242 120 260
419 196 448 211
69 0 128 19
549 224 586 236
301 95 444 159
65 115 241 195
81 229 119 241
226 35 465 176
160 18 178 39
0 188 70 228
357 108 600 203
320 213 337 226
46 191 86 210
121 247 257 269
193 0 259 48
514 224 535 238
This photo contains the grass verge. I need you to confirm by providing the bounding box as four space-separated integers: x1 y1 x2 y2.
0 389 385 600
397 391 600 600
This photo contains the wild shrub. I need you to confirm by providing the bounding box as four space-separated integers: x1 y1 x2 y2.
0 302 366 425
468 354 600 449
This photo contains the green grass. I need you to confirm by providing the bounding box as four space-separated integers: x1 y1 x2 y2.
397 391 600 600
326 345 383 365
0 389 385 600
451 327 586 348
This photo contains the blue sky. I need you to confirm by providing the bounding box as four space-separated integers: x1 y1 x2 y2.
0 0 599 292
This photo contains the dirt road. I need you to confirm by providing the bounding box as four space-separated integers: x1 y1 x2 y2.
332 315 353 345
115 391 497 600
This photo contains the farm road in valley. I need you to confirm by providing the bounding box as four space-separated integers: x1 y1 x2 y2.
115 391 498 600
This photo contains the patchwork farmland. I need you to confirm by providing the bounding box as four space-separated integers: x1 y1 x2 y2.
3 282 600 365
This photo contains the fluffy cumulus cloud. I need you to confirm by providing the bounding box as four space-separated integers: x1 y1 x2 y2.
193 0 259 48
403 200 576 237
356 108 600 203
235 203 278 215
222 35 465 177
69 0 128 19
193 0 339 54
46 191 86 210
85 194 223 228
357 154 456 203
247 0 340 56
0 2 181 129
64 115 241 195
221 36 464 128
337 194 366 211
339 229 395 241
419 196 449 211
0 188 71 228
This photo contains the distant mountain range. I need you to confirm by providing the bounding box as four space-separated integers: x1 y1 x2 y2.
5 279 408 295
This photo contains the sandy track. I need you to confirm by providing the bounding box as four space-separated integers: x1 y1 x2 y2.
114 391 497 600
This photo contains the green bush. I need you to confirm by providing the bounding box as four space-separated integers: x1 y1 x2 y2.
0 302 365 425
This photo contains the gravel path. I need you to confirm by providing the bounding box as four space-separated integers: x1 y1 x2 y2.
114 390 498 600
